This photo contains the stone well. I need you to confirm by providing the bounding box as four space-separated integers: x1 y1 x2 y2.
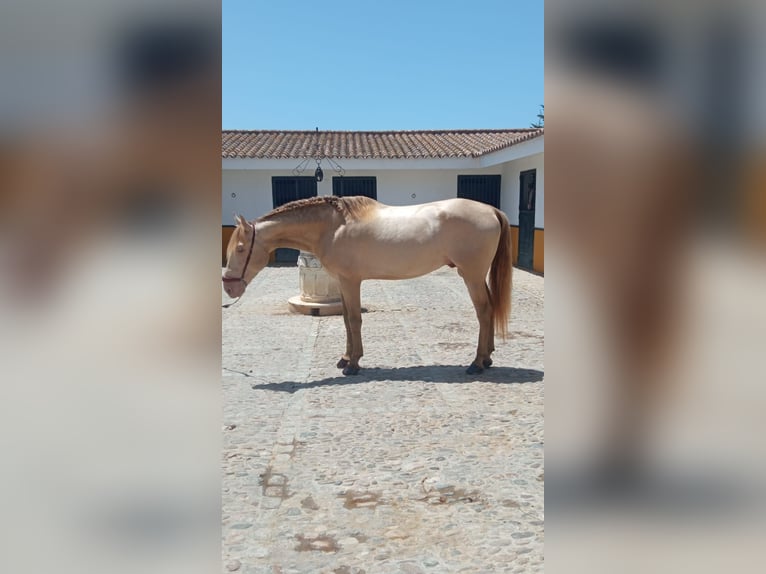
287 251 343 316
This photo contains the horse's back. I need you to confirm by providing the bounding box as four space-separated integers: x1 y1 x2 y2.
433 197 503 229
325 197 503 280
375 197 498 226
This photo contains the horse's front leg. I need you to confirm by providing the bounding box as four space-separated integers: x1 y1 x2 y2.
336 293 353 369
338 278 363 376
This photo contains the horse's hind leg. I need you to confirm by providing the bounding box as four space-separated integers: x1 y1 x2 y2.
463 277 493 375
485 284 495 368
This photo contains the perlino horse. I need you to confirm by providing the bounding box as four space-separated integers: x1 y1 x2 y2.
223 196 512 375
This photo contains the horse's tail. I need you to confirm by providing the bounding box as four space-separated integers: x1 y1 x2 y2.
489 209 513 339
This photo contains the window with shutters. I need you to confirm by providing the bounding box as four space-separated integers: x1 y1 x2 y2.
270 176 317 264
456 175 501 208
271 176 318 207
332 176 377 199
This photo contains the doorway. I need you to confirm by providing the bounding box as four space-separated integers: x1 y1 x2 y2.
518 169 536 270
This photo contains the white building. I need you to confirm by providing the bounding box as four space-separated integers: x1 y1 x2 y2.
222 129 544 273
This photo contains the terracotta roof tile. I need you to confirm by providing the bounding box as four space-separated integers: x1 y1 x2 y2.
222 129 543 160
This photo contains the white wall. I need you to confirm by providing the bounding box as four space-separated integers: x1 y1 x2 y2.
222 156 543 229
223 167 503 222
222 170 274 225
377 168 502 206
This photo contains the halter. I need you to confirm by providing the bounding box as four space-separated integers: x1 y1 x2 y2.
222 223 256 308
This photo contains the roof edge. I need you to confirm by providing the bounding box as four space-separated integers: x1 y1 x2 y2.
222 128 543 135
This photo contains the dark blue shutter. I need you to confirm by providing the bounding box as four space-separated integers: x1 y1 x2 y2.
272 176 317 207
332 177 377 199
457 175 501 208
270 176 317 264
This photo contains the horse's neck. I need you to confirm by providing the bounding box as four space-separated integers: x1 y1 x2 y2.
255 214 332 253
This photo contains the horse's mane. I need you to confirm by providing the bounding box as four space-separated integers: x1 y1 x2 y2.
258 195 378 223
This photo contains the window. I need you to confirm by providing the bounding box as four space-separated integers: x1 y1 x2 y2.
270 176 318 264
332 176 377 199
271 176 318 207
457 175 501 208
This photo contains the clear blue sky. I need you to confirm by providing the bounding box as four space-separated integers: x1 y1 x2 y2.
223 1 543 130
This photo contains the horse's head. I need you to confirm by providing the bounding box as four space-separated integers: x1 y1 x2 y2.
222 215 269 299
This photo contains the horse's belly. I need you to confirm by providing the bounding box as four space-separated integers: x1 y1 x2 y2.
356 246 447 280
367 263 444 280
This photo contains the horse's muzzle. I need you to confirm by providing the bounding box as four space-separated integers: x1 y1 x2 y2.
222 276 246 298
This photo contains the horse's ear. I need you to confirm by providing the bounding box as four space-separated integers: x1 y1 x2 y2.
234 214 247 227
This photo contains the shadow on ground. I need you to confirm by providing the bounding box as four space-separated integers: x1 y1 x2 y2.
248 365 544 393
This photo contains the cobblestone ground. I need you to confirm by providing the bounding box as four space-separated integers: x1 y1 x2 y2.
222 266 544 573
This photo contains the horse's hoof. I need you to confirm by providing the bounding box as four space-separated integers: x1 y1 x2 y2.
466 363 484 375
483 358 493 368
342 365 360 376
337 357 349 369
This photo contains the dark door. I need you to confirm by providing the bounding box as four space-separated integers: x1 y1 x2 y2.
518 170 536 270
271 176 317 264
457 175 501 208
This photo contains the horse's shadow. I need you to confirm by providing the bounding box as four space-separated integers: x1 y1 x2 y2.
250 365 543 393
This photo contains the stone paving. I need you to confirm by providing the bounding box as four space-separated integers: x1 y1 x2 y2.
222 266 544 573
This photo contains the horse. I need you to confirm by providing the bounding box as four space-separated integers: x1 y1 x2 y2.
222 195 512 376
